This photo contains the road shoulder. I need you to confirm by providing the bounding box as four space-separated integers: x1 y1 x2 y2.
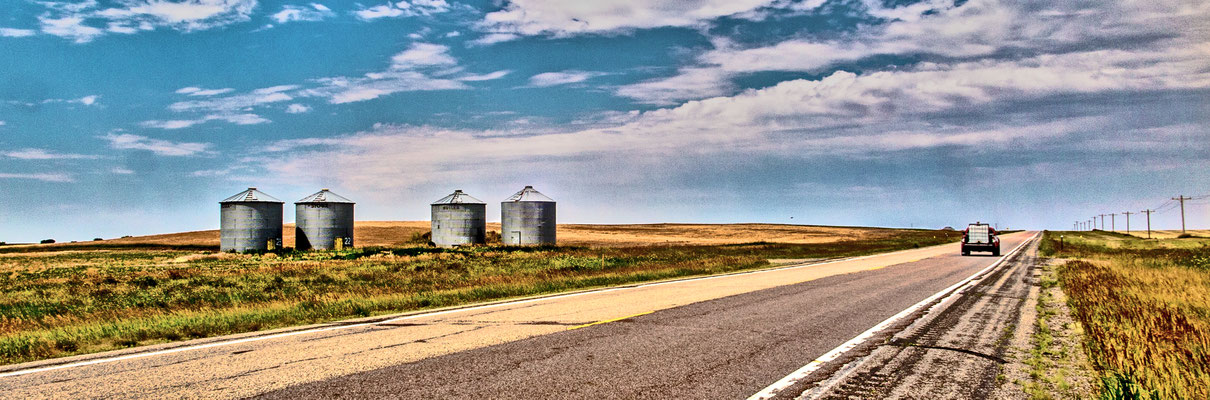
995 257 1098 399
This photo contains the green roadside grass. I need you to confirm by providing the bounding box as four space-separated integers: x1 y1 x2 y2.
1040 230 1210 399
0 230 959 366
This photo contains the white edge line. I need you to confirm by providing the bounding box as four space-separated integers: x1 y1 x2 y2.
746 232 1039 400
0 238 969 378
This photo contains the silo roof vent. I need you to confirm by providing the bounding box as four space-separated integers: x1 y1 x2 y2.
504 186 554 202
220 187 284 203
432 190 485 205
296 189 355 204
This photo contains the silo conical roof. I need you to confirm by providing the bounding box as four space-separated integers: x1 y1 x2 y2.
432 190 485 205
220 187 284 203
504 186 554 202
296 189 355 204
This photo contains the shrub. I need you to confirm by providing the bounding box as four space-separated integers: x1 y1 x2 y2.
406 231 433 246
40 239 55 244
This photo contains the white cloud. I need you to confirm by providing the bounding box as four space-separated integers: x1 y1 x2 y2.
248 37 1210 192
615 68 733 105
38 95 102 107
285 103 312 113
313 72 466 104
110 167 135 174
141 113 270 129
219 113 271 125
445 30 460 37
33 0 257 43
299 43 469 104
271 3 335 24
616 0 1210 104
0 121 6 126
467 33 519 46
175 87 235 96
102 133 212 156
159 44 486 111
354 4 403 20
390 43 456 69
456 70 511 81
40 16 105 43
0 172 74 183
140 119 203 129
353 1 451 20
528 70 602 87
478 0 777 37
0 28 37 37
2 148 99 160
169 85 297 112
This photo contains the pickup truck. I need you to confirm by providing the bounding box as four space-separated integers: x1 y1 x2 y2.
961 222 1000 256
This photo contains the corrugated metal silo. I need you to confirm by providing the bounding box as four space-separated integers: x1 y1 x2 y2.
431 190 486 247
295 189 355 251
501 186 556 245
220 187 284 252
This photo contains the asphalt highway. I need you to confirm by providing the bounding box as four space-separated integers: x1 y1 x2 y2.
0 232 1033 399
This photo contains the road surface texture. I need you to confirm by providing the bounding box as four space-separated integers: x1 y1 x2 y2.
0 232 1033 399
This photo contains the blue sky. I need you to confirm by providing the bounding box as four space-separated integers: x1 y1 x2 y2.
1 0 1208 242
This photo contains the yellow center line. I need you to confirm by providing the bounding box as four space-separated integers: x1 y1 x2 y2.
567 311 654 330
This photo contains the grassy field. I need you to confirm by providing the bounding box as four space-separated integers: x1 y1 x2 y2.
2 221 932 250
0 225 959 366
1040 230 1210 399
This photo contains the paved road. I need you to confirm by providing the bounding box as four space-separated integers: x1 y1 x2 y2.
0 232 1033 399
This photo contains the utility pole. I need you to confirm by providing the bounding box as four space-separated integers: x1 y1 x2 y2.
1172 195 1192 233
1141 210 1153 239
1109 213 1117 232
1122 211 1133 235
1092 216 1098 230
1099 214 1106 230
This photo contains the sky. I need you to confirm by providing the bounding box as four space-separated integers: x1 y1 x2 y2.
1 0 1208 242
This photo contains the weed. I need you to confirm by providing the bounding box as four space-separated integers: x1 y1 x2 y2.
1042 231 1210 400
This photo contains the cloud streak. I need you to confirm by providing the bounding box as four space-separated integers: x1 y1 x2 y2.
3 148 100 160
102 133 212 156
0 172 74 182
29 0 258 43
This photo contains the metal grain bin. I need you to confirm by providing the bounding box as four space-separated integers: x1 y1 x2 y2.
220 187 284 252
295 189 355 251
501 186 556 245
431 190 486 247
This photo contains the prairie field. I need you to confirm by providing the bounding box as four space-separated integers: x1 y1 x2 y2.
0 222 930 250
1118 229 1210 240
1041 230 1210 399
0 223 958 365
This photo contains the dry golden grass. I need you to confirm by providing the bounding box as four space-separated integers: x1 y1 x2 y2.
26 221 916 249
1120 229 1210 239
1042 231 1210 399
